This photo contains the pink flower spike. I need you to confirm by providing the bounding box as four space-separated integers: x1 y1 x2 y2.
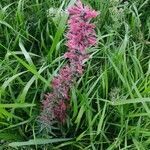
40 0 98 125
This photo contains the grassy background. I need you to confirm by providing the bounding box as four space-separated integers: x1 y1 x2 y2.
0 0 150 149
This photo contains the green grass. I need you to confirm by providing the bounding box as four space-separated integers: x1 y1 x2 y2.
0 0 150 149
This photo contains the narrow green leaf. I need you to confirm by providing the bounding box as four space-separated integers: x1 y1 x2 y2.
97 103 107 135
0 103 35 108
9 138 72 147
111 98 150 105
11 52 49 86
19 39 36 69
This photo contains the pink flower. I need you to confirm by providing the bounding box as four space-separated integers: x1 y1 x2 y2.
52 77 61 88
84 6 98 19
53 100 67 123
67 20 97 51
59 65 72 80
40 0 98 125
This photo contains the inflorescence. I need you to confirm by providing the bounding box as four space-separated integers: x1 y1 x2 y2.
40 0 98 125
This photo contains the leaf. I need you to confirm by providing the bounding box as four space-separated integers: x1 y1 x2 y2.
11 52 49 86
19 39 36 69
97 103 107 135
9 138 72 147
111 98 150 106
0 71 27 97
0 103 36 108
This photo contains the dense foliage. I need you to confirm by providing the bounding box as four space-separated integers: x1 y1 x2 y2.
0 0 150 149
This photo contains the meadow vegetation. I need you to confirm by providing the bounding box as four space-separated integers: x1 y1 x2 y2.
0 0 150 149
